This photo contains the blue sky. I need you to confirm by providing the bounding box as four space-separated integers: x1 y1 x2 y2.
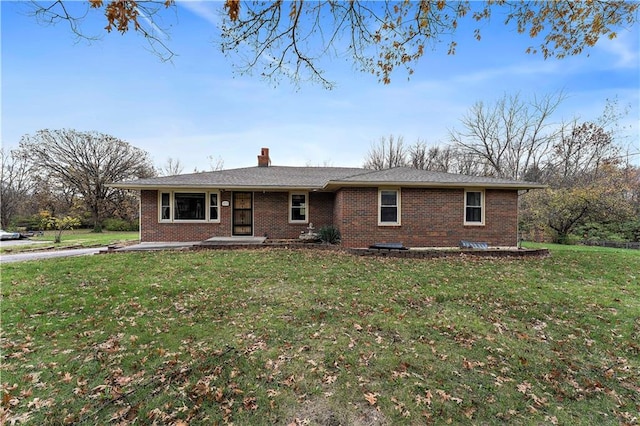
2 1 639 171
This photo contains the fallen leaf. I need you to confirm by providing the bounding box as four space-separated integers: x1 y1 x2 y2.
517 381 532 394
464 406 476 419
425 389 433 405
243 396 258 410
364 392 377 405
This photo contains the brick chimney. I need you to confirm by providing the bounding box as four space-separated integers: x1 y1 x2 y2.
258 147 271 167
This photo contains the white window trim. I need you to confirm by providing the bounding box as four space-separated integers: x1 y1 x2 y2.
464 189 485 226
209 191 221 223
289 191 309 224
158 190 221 223
159 191 171 223
378 188 401 226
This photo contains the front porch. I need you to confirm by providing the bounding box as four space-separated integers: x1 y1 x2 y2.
198 236 267 246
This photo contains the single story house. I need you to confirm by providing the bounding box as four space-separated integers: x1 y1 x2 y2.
111 148 545 248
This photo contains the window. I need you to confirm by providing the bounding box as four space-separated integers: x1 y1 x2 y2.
175 193 205 220
289 192 308 223
210 193 219 221
464 190 484 225
160 192 171 221
158 191 220 222
379 189 400 225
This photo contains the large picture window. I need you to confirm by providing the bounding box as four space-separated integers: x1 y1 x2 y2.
175 193 205 220
158 191 220 222
289 192 308 223
464 190 484 225
379 189 400 226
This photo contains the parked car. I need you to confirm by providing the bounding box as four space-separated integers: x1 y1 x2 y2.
20 230 44 238
0 230 21 240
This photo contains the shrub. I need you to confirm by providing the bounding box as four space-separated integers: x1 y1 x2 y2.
575 221 640 243
11 215 43 231
102 218 139 232
39 211 81 243
318 225 341 245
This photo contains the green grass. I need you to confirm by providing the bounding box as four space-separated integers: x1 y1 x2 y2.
2 246 639 425
522 241 638 254
0 230 139 253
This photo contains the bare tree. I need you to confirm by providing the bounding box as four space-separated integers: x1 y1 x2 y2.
160 157 185 176
0 148 34 229
518 99 635 242
408 141 470 173
192 155 225 173
24 1 639 88
363 135 407 170
548 121 622 186
27 173 78 220
407 140 430 170
366 138 496 176
207 155 225 171
304 159 335 167
450 92 565 180
18 129 156 232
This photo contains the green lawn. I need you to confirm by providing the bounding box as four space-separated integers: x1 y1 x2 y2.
0 230 139 253
1 246 638 425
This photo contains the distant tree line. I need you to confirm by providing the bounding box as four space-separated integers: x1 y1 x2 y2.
363 94 640 244
1 129 155 232
1 129 228 233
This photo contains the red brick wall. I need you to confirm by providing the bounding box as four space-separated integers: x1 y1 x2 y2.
334 187 519 248
140 190 335 242
141 188 519 246
253 192 334 238
140 190 233 241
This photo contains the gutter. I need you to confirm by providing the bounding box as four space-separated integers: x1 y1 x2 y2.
109 181 548 192
323 181 548 191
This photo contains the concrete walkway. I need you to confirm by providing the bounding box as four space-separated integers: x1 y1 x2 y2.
1 238 269 263
116 237 266 251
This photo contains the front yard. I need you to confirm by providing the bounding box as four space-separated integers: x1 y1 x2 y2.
1 246 638 424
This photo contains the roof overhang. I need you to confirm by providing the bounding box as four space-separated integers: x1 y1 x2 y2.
110 182 547 191
108 183 329 191
323 181 548 191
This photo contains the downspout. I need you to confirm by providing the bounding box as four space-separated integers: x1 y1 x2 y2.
517 189 531 249
138 190 142 242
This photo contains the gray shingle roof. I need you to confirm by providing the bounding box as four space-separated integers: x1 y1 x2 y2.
328 167 543 188
111 166 545 190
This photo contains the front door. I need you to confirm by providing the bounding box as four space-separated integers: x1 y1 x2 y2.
232 192 253 236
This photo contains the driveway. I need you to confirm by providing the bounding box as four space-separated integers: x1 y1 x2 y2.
0 239 50 248
0 247 109 264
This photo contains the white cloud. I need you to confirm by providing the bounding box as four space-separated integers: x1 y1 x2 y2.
177 1 222 28
595 30 640 69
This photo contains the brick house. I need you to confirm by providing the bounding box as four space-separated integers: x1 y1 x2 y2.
111 148 544 248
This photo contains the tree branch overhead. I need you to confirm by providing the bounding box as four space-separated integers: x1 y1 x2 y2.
25 1 639 87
